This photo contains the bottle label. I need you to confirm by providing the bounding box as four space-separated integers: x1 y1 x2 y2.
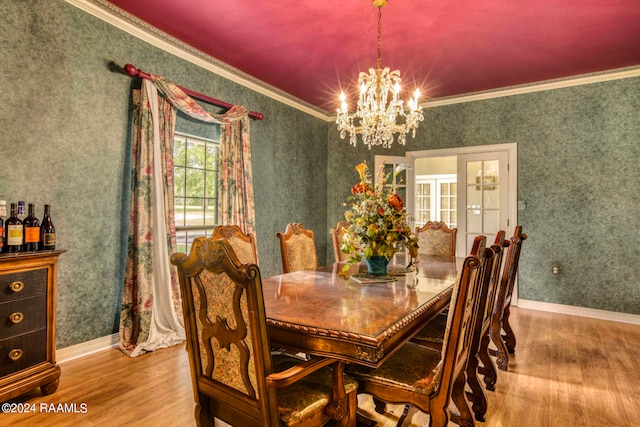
43 233 56 246
0 227 3 248
25 227 40 243
7 225 23 245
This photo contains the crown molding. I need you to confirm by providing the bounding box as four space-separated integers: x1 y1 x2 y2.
423 66 640 108
66 0 639 122
64 0 330 120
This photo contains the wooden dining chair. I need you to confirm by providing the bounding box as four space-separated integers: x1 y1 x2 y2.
276 223 319 273
211 224 258 264
347 236 495 427
416 221 457 257
490 226 527 371
409 231 506 421
170 238 357 427
329 220 351 262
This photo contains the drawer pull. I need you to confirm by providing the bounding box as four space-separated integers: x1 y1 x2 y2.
8 349 23 361
9 281 25 292
9 312 24 324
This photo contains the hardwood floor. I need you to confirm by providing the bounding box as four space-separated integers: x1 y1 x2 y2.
2 307 639 426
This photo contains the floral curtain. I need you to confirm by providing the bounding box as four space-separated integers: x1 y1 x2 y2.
219 114 256 235
119 74 255 357
119 80 184 357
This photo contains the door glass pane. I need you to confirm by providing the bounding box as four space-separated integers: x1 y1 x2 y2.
484 210 500 233
484 185 500 209
467 161 482 185
467 208 482 233
484 160 499 184
466 185 482 209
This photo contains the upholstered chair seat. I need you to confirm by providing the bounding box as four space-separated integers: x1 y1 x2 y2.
274 355 358 426
348 342 443 396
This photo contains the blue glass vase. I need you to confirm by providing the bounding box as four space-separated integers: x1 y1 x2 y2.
364 256 389 276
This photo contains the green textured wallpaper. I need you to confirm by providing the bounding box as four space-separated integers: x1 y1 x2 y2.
0 0 328 348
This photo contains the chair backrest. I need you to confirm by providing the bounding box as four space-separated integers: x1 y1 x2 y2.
494 226 527 315
329 221 350 262
276 223 319 273
170 238 281 427
416 221 457 256
211 224 258 264
480 231 507 333
437 236 495 402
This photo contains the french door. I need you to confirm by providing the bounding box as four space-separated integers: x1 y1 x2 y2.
457 151 509 256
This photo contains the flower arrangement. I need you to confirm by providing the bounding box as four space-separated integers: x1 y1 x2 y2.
340 162 419 270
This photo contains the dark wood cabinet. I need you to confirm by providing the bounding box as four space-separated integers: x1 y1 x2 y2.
0 250 64 402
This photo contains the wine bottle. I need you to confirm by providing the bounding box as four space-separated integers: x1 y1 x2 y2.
5 203 23 253
40 204 56 250
23 203 40 251
0 200 5 253
17 200 26 221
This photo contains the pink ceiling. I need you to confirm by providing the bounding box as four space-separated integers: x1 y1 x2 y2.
107 0 640 113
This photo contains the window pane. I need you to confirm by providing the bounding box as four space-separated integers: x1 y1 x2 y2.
187 141 206 168
185 198 204 226
174 167 186 197
174 137 186 167
186 168 205 197
205 171 217 198
174 197 186 227
175 230 188 254
205 198 217 226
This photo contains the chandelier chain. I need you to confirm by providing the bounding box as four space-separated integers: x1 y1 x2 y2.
377 7 382 69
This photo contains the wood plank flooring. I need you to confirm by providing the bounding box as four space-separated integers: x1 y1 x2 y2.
2 307 639 426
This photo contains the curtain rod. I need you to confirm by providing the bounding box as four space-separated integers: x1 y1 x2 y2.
123 63 264 120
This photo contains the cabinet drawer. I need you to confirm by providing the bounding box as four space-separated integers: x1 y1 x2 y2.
0 295 47 339
0 269 47 302
0 329 47 377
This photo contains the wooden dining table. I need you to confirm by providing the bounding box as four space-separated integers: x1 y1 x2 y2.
262 255 463 368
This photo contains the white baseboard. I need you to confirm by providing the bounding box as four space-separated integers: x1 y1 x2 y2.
57 333 119 363
517 299 640 326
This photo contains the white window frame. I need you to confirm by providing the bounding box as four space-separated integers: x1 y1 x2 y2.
173 132 220 253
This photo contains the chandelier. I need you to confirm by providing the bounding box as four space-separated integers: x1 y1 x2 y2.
336 0 424 149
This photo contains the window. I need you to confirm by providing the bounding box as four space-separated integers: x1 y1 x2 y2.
173 132 220 253
415 174 457 229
